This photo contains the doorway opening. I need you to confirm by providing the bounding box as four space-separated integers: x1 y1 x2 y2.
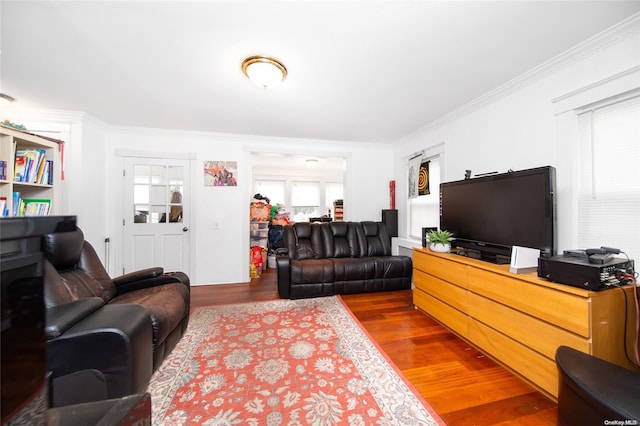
250 153 346 223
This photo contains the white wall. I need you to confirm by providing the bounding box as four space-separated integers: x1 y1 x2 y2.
99 129 394 285
393 17 640 255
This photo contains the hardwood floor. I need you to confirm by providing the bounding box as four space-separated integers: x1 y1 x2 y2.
191 268 558 425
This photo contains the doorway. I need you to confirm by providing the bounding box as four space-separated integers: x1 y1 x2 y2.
250 152 346 222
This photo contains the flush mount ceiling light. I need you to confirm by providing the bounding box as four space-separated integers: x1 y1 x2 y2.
0 93 15 107
242 56 287 89
305 159 318 167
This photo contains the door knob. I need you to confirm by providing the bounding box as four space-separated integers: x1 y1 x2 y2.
183 227 189 232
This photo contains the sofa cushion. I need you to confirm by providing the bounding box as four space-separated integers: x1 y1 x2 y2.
331 257 379 281
44 260 114 308
322 222 358 258
286 223 324 260
111 282 190 350
356 221 392 256
291 258 335 284
372 255 413 278
43 229 85 270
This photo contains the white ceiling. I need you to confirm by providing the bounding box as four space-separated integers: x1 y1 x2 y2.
2 1 639 144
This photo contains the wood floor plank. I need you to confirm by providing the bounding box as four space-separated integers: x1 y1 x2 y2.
190 268 558 425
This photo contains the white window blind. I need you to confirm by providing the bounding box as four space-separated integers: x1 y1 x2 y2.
254 180 285 205
291 181 320 221
409 157 441 239
577 94 640 262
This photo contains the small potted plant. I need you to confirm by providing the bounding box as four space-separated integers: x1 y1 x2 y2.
426 230 454 253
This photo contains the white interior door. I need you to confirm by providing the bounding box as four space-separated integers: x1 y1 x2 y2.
123 157 190 275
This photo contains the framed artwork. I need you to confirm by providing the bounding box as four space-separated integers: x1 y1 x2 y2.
419 160 430 196
204 161 237 186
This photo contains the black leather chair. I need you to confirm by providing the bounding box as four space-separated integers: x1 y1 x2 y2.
556 345 640 425
42 228 190 406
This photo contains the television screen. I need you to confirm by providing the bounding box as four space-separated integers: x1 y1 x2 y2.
440 166 556 263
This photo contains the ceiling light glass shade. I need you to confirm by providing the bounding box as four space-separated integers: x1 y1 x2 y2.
242 56 287 89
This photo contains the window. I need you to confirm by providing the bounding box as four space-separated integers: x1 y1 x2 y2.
133 164 184 224
408 156 441 240
291 181 320 222
254 180 285 205
253 179 343 222
577 94 640 262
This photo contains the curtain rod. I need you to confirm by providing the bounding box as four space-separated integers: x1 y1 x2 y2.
408 150 424 160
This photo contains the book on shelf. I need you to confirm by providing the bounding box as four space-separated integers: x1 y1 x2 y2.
14 155 26 182
0 160 6 180
11 197 51 216
20 199 51 216
12 192 20 216
14 149 49 184
0 197 6 217
44 160 53 185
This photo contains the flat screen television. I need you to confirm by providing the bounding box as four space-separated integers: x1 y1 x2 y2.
440 166 556 264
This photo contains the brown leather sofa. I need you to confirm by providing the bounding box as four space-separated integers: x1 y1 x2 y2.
42 228 190 407
277 221 412 299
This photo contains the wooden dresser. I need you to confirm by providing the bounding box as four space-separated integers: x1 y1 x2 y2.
412 247 639 399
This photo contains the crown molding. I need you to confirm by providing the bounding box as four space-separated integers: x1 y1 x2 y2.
395 12 640 145
3 107 107 129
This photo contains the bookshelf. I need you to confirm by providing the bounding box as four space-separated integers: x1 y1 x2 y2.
333 199 343 221
0 126 61 217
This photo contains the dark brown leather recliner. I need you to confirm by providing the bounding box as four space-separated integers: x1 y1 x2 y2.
556 345 640 425
42 228 190 407
277 221 412 299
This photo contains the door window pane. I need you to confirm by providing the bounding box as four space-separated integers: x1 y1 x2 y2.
132 164 185 224
150 166 166 185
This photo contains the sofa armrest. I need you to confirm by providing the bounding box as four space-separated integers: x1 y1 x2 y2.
45 298 105 339
112 267 164 287
275 248 288 256
276 256 291 298
113 271 189 294
47 304 153 400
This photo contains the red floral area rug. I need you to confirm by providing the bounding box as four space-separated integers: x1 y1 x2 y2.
147 296 445 425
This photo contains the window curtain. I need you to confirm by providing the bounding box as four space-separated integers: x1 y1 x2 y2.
408 155 422 199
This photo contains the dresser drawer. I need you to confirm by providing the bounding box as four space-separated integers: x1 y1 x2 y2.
468 318 559 397
413 289 468 338
413 250 467 288
467 267 590 337
468 292 590 359
413 269 467 312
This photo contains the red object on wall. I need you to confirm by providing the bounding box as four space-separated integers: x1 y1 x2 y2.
389 180 396 209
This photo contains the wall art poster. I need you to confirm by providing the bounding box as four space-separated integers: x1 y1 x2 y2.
204 161 237 186
419 160 430 196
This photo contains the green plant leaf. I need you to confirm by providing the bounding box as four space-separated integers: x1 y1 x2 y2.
426 230 454 244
